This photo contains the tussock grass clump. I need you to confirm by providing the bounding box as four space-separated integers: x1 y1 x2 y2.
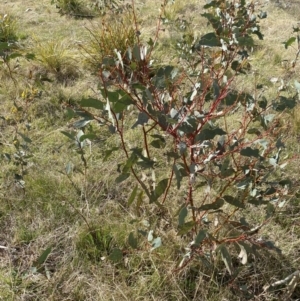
76 226 115 261
82 12 137 72
31 39 79 82
0 13 18 43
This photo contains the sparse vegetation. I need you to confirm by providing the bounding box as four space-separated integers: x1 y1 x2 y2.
0 0 300 300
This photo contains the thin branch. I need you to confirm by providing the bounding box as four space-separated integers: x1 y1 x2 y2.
161 158 176 204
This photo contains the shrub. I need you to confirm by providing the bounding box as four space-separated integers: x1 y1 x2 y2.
62 0 299 296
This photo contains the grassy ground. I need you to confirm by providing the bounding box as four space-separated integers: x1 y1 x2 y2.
0 0 300 300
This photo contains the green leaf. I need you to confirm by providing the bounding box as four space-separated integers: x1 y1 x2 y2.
7 53 22 60
150 178 168 203
132 44 141 61
61 131 76 141
128 232 138 249
79 133 96 142
282 37 296 49
218 244 233 275
150 134 166 149
173 164 183 189
178 207 188 226
213 79 220 100
247 128 261 136
131 148 155 169
273 96 296 111
196 127 226 141
136 190 144 208
220 158 235 178
103 147 119 161
195 32 221 48
108 248 123 263
119 92 134 105
116 173 130 183
165 151 180 160
65 108 75 120
150 139 165 148
258 96 267 109
127 186 138 206
104 90 119 103
222 91 239 106
198 198 224 211
279 179 292 187
80 98 103 109
237 35 254 47
223 195 245 209
25 53 35 60
123 153 138 173
240 147 260 158
111 93 133 113
265 203 275 218
34 247 52 267
178 221 195 235
231 61 240 71
194 229 207 246
0 42 10 51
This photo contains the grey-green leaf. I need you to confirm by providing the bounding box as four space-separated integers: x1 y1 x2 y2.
283 37 296 49
240 147 260 158
151 237 162 251
198 198 224 211
196 128 226 141
194 230 207 246
150 178 168 203
195 32 221 48
128 232 138 249
73 119 92 128
223 195 245 209
61 131 76 141
80 98 103 109
178 206 188 226
34 247 52 267
178 221 195 235
127 186 138 206
116 173 130 183
132 112 149 128
218 244 233 275
108 248 123 263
